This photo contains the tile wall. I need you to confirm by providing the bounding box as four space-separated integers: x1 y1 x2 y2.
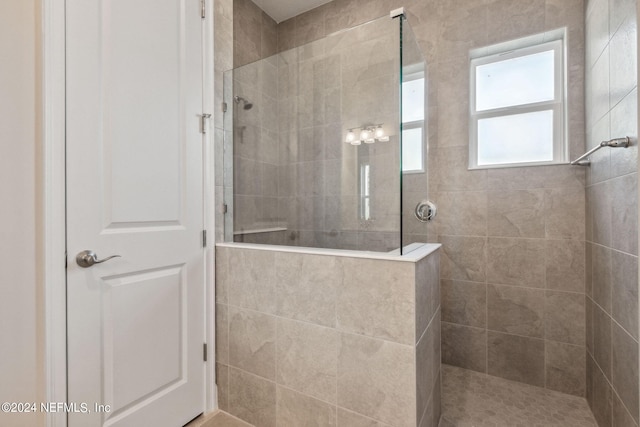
215 245 441 427
584 0 639 425
273 0 589 396
233 0 277 68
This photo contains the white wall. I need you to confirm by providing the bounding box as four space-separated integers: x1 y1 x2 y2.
0 1 44 426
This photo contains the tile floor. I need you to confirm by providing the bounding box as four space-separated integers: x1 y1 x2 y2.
186 365 599 427
185 410 252 427
440 364 597 427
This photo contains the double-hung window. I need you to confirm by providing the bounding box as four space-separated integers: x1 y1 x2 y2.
469 37 566 169
402 68 425 173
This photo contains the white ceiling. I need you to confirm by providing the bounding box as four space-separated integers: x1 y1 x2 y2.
251 0 332 23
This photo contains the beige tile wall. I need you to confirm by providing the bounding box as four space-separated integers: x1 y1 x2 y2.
233 0 277 68
269 0 592 398
217 0 631 412
215 245 441 427
585 0 639 425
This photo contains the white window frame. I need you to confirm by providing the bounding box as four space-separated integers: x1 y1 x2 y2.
402 69 425 174
469 38 567 169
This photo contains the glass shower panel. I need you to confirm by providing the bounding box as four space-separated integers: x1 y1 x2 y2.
224 16 403 252
400 17 428 252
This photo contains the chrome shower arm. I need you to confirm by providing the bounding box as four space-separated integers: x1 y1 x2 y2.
571 137 630 166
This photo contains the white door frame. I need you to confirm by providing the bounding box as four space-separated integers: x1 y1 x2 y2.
41 1 217 425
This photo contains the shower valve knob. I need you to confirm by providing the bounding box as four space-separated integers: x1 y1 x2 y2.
415 200 437 222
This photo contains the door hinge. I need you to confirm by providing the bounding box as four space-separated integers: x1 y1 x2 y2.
203 343 208 361
201 0 206 18
200 113 211 134
222 203 228 214
222 102 227 113
202 230 207 248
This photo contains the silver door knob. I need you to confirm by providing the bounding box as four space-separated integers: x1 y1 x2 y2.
76 250 121 268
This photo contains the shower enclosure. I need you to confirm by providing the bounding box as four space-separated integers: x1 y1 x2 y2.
216 12 441 427
223 12 428 255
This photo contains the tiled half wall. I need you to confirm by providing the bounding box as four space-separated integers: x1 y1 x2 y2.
215 244 441 427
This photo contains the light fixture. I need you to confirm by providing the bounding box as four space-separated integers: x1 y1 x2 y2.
345 130 356 143
344 124 388 145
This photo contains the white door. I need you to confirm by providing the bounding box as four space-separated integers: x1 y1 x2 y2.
66 0 205 426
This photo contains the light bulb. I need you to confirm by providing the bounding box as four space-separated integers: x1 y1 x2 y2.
345 130 355 143
359 129 371 141
375 127 384 139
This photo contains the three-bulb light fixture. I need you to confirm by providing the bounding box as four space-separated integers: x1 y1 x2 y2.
345 125 389 145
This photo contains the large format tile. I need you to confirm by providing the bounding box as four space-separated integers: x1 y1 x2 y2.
415 251 440 340
216 248 230 304
613 392 638 427
612 323 640 423
610 90 638 179
441 280 486 328
433 146 487 192
276 386 336 427
228 368 276 427
487 238 546 288
337 333 415 426
227 249 277 314
438 0 488 56
228 308 276 380
487 189 545 238
544 187 586 240
487 284 545 338
217 363 229 412
336 408 392 427
486 165 585 191
609 16 637 108
545 341 586 397
217 303 230 365
439 235 487 282
612 250 639 339
611 174 638 256
545 240 586 293
591 180 614 246
593 243 613 313
589 355 613 427
593 304 612 381
338 258 415 345
487 331 545 387
416 314 440 424
441 322 487 373
276 318 338 404
275 252 341 327
485 0 545 44
545 291 586 345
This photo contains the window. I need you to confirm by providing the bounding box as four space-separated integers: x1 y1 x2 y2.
469 36 566 169
402 71 425 173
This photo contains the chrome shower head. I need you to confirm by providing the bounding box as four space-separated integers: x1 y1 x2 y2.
234 95 253 110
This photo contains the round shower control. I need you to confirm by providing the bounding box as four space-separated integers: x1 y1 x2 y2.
415 200 437 222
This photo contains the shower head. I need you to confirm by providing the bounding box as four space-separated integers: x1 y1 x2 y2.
234 95 253 110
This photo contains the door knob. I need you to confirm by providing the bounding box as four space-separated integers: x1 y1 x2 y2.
76 250 121 268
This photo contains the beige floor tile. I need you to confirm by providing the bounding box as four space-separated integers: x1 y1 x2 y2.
440 364 597 427
186 411 253 427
